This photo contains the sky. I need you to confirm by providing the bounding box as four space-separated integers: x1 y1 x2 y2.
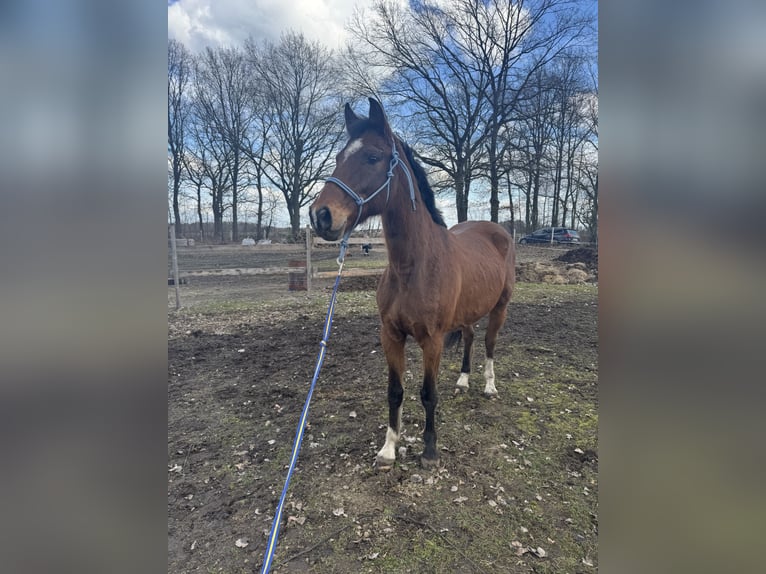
168 0 383 53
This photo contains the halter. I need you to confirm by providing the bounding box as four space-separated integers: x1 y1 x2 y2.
325 138 417 262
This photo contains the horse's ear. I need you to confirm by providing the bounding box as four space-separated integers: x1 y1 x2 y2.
344 103 361 135
368 98 391 136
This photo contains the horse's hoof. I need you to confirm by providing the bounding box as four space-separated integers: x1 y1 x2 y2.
375 455 395 471
420 455 440 469
484 392 499 400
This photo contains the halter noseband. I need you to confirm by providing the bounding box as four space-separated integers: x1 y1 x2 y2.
325 138 417 262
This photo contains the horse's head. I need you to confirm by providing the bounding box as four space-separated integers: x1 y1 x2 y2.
310 98 398 241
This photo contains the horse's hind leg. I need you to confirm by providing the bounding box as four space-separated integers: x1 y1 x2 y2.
484 294 510 397
456 325 474 390
375 326 406 469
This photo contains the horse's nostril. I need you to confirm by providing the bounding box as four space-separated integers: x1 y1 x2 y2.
316 207 332 231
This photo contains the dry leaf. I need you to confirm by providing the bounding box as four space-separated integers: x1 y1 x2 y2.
235 538 249 548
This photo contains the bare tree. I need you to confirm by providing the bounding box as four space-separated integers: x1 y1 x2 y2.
514 67 558 230
239 75 274 241
348 0 491 222
168 39 192 237
193 46 252 242
465 0 593 222
186 94 233 242
576 66 598 241
246 32 344 239
180 142 209 241
347 0 594 223
547 52 588 227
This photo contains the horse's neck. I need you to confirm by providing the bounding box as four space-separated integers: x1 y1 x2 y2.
381 194 446 280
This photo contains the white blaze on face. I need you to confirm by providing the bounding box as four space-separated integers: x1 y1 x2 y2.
341 138 363 163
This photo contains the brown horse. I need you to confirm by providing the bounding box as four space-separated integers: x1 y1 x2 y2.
310 98 515 469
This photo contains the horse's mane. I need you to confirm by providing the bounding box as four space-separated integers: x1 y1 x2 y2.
397 138 447 228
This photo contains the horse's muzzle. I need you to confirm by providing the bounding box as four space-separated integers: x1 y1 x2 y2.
310 206 340 241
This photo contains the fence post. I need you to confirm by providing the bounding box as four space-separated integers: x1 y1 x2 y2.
169 223 181 310
305 224 312 292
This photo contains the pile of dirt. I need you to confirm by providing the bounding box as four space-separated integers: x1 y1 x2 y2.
516 261 593 284
556 247 598 270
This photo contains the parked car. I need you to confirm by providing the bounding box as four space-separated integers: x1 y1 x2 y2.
518 227 580 245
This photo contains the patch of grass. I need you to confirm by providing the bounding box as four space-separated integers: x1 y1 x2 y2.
169 281 597 573
512 282 598 305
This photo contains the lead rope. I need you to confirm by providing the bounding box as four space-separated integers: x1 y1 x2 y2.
259 243 349 574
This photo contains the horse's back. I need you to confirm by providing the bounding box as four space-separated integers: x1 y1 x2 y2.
449 221 515 266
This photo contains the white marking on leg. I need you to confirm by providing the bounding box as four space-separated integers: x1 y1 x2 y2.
376 426 399 463
456 372 470 389
341 138 363 162
376 405 402 464
483 358 498 396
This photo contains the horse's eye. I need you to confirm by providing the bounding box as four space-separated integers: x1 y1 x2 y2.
366 155 380 164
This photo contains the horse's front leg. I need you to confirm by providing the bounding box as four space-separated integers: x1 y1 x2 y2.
419 336 443 469
375 326 406 470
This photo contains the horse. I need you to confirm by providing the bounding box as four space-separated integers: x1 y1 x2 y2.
310 98 515 469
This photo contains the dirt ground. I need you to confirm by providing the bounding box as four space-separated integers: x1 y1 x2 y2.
168 244 598 573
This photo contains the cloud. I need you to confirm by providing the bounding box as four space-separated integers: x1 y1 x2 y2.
168 0 375 52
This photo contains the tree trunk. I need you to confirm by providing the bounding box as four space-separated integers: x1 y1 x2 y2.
289 198 301 239
172 178 182 238
488 131 500 223
256 172 264 240
212 187 223 243
531 167 541 230
196 182 204 241
453 161 469 222
231 153 240 243
525 170 532 231
505 171 515 233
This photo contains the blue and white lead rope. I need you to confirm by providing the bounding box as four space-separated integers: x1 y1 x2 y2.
259 238 349 574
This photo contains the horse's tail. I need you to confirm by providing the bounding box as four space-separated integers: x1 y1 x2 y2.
444 329 462 353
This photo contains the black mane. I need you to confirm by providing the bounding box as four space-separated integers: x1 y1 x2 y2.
397 139 447 228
